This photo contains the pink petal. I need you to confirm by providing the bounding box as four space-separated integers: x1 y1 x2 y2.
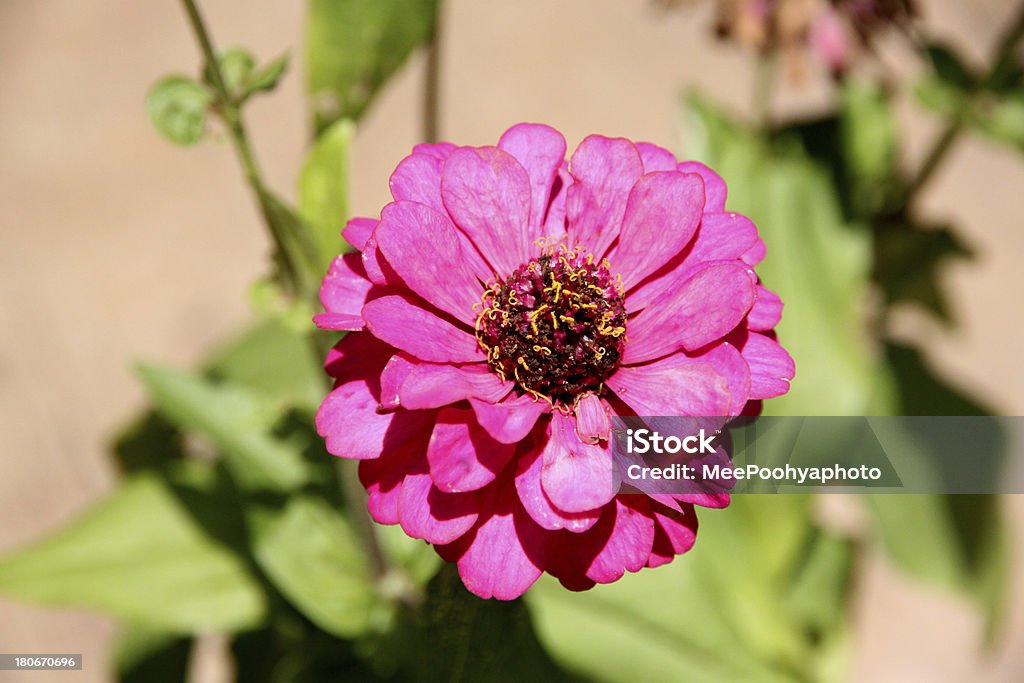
748 285 783 331
441 146 533 276
469 393 549 444
314 253 372 331
742 238 767 266
389 152 445 211
398 463 479 544
635 142 678 172
316 381 389 459
566 135 644 259
647 506 698 568
322 332 392 381
412 141 456 161
363 294 482 363
624 211 760 313
693 342 751 416
360 234 400 287
742 332 795 399
612 171 705 290
677 492 731 508
514 445 602 532
398 361 512 410
427 407 517 492
607 354 733 416
342 216 376 250
691 212 760 262
498 123 567 236
677 161 727 211
317 383 433 460
439 483 546 600
374 201 483 325
359 441 421 526
574 392 611 444
543 164 571 237
540 412 615 513
585 497 656 583
318 333 412 459
623 262 756 363
379 353 415 410
387 153 498 284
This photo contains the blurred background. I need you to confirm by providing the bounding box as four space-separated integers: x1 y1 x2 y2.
1 0 1023 680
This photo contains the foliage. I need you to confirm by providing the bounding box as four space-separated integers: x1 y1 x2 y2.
2 0 1022 681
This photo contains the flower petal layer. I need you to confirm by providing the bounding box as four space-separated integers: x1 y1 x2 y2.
362 294 482 363
623 261 756 364
566 135 643 258
374 201 483 325
540 412 615 513
613 171 705 290
441 146 533 276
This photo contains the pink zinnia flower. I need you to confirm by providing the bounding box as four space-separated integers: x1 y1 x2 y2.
315 123 794 599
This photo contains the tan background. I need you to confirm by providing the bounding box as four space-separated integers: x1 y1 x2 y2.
1 0 1023 681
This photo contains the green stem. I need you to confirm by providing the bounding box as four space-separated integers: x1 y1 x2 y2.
422 1 444 143
903 1 1024 209
180 0 317 298
181 0 396 589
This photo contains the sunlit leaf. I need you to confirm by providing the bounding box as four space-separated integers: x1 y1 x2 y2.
205 318 325 412
113 626 192 683
203 47 256 99
840 80 896 214
528 497 839 683
0 468 266 632
299 118 355 269
306 0 439 132
247 53 290 97
146 76 212 146
137 363 311 492
248 496 379 638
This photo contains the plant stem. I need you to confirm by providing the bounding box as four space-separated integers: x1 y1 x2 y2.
903 1 1024 209
422 1 444 143
180 0 317 298
181 0 395 585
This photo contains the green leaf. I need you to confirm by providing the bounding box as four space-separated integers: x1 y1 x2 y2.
306 0 439 132
925 43 978 90
865 345 1008 640
528 497 846 683
299 118 355 269
840 80 896 214
873 223 972 324
863 495 967 586
683 94 882 415
205 318 325 412
204 47 256 100
247 53 290 96
137 363 311 492
146 75 213 146
113 626 192 683
975 92 1024 149
914 76 967 118
0 469 266 632
248 496 379 638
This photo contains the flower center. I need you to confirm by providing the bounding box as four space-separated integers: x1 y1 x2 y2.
475 245 627 406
